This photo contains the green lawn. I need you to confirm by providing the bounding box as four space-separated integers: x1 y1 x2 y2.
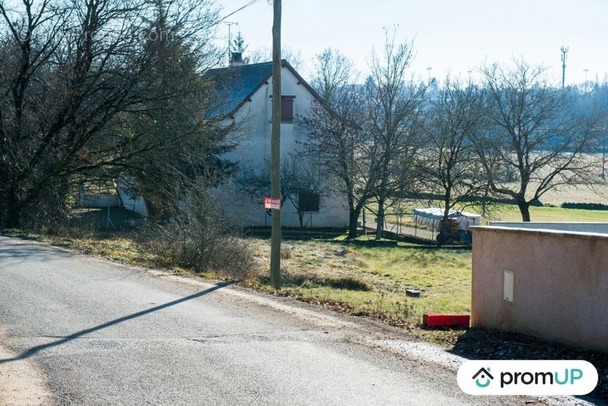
379 200 608 224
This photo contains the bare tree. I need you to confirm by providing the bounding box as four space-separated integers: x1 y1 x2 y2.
418 77 487 243
365 33 425 239
311 48 354 106
475 60 602 221
282 156 325 232
235 155 324 232
235 159 290 209
303 40 425 240
0 0 224 228
300 49 371 239
246 45 304 70
144 160 253 278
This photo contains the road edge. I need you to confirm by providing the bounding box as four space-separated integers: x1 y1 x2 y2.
0 343 52 406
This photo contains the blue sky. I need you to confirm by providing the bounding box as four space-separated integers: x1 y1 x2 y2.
217 0 608 86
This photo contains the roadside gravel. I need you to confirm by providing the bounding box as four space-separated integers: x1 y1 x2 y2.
0 344 51 405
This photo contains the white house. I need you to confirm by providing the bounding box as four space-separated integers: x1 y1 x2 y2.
206 59 349 228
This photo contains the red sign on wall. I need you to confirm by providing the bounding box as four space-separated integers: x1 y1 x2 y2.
264 197 281 210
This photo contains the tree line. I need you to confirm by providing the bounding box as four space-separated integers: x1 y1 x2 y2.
301 36 607 239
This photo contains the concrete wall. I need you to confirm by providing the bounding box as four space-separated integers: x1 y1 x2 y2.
225 65 316 172
220 179 349 229
471 226 608 352
490 221 608 235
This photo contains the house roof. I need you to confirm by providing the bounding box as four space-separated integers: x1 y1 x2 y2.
205 60 324 118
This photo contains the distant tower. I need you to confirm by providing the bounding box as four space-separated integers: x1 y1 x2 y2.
225 21 238 65
560 46 569 88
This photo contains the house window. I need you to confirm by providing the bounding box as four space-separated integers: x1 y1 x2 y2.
298 191 320 212
281 96 295 122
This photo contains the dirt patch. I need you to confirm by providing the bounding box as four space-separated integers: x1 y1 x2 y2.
0 345 51 406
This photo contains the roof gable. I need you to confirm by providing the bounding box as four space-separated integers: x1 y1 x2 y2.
205 60 326 118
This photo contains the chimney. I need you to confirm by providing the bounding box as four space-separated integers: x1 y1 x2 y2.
230 52 244 67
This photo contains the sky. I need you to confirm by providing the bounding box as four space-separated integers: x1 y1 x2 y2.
216 0 608 86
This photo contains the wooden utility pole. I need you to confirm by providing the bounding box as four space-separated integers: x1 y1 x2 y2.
270 0 282 290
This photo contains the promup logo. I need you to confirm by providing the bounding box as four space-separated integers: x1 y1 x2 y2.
472 367 494 388
458 360 598 395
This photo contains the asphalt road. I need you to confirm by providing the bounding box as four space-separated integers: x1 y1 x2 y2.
0 235 562 405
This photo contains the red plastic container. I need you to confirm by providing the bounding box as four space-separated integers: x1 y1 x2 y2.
423 313 470 328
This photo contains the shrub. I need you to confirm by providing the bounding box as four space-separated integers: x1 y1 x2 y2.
561 202 608 211
141 180 254 280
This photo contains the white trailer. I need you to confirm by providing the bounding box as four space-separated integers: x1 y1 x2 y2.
412 208 481 244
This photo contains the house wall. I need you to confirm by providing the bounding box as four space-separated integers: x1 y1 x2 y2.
471 226 608 352
225 66 349 228
227 66 314 166
229 194 349 229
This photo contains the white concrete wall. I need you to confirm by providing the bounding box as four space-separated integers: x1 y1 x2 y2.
226 189 349 229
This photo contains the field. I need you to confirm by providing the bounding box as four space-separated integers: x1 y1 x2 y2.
485 204 608 222
38 201 608 329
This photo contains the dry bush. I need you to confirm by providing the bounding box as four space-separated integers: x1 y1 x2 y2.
17 181 72 233
141 181 254 280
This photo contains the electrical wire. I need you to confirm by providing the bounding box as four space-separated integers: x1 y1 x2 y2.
220 0 262 22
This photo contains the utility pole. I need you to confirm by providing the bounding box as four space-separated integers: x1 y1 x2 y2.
270 0 282 290
560 46 569 89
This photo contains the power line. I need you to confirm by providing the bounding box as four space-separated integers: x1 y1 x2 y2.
220 0 261 22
